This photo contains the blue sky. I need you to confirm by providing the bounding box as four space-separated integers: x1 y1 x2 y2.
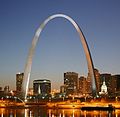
0 0 120 90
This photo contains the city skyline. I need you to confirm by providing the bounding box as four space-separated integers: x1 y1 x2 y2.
0 1 120 90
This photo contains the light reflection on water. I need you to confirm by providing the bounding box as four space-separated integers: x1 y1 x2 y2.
0 107 120 117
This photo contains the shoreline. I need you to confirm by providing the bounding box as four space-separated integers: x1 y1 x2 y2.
0 101 120 110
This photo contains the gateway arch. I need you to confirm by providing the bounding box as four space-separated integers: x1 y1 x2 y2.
22 14 97 100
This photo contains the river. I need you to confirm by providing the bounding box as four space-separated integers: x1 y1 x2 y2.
0 107 120 117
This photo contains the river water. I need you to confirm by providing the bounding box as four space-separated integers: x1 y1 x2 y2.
0 107 120 117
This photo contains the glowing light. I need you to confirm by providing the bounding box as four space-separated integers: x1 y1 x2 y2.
25 99 27 102
38 84 41 94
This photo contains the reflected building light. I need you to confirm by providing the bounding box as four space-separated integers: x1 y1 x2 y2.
59 113 62 117
1 112 3 117
100 111 102 117
108 111 112 117
93 110 99 115
48 110 51 117
62 110 65 117
14 110 16 117
10 113 13 117
84 110 87 117
30 111 33 117
25 109 28 117
10 110 14 117
1 108 4 117
72 109 75 117
52 114 55 117
1 114 3 117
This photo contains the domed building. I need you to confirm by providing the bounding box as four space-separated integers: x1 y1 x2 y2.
99 79 108 95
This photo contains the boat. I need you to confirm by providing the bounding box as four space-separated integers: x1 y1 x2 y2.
81 104 115 111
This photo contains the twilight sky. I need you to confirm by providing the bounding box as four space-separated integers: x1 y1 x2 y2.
0 0 120 90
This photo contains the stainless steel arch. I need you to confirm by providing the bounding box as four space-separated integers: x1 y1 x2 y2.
22 14 97 100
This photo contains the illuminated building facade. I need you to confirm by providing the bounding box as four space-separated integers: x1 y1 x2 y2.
99 80 108 95
60 85 67 94
112 75 120 95
86 73 92 95
79 76 87 95
64 72 78 95
94 69 101 94
33 79 51 95
16 73 24 92
100 74 116 96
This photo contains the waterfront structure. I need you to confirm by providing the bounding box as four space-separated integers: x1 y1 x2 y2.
22 14 97 100
16 73 24 92
33 79 51 95
64 72 78 95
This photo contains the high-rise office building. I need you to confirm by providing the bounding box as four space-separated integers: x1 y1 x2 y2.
16 73 24 92
64 72 78 95
33 79 51 95
86 73 92 94
112 75 120 95
79 76 87 95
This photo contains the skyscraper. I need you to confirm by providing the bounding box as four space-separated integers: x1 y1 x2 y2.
64 72 78 95
112 75 120 95
79 76 87 95
86 73 92 95
16 73 24 92
94 69 101 94
33 79 51 95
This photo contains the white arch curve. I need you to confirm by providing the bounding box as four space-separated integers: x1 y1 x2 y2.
22 14 97 100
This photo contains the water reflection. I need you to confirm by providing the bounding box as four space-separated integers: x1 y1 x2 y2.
0 107 120 117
